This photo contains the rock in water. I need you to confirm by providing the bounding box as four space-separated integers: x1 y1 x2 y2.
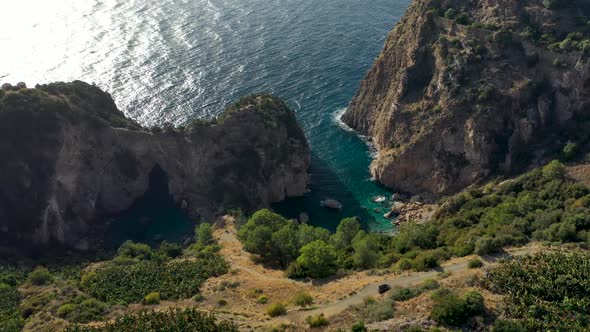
0 82 310 254
342 0 590 198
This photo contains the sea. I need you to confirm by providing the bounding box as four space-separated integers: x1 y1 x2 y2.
0 0 411 245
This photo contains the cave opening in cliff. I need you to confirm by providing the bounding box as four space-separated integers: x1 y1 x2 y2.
105 164 192 249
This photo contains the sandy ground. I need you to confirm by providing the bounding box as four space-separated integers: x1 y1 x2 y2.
196 217 542 331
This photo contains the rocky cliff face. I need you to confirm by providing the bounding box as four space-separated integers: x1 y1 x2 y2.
0 81 310 252
343 0 590 198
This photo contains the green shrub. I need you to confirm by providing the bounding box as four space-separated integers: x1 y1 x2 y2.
143 292 161 305
351 321 368 332
59 298 107 323
444 8 457 20
28 267 53 286
266 303 287 317
493 319 527 332
365 299 395 322
412 253 438 271
257 295 268 304
82 256 228 304
562 142 579 161
0 282 23 331
484 252 590 331
391 287 419 301
293 291 314 307
306 313 329 327
64 307 237 332
468 259 484 269
430 289 484 326
394 258 413 272
57 303 76 318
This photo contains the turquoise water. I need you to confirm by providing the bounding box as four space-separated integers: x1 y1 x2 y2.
0 0 411 240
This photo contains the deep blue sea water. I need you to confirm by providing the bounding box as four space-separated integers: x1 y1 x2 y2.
0 0 411 243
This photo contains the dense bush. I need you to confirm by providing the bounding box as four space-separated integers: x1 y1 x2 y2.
0 282 23 331
468 259 484 269
484 252 590 331
430 289 484 326
143 292 161 305
292 291 314 307
239 210 386 278
82 256 228 304
266 302 287 317
391 279 439 302
306 313 329 327
57 298 107 323
65 308 238 332
364 299 395 322
27 267 53 286
434 161 590 257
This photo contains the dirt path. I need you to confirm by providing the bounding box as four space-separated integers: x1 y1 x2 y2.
286 247 535 321
212 217 538 326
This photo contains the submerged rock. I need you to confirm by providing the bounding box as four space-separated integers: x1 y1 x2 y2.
0 82 310 254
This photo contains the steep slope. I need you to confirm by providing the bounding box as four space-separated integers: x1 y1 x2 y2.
0 82 310 253
343 0 590 198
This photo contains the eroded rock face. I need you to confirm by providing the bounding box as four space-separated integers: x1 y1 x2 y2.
0 81 310 252
343 0 590 198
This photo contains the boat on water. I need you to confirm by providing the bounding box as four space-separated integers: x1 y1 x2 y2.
320 199 342 210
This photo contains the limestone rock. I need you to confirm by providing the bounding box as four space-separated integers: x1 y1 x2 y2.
0 81 310 253
343 0 590 198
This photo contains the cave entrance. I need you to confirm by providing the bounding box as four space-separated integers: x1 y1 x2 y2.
105 164 193 249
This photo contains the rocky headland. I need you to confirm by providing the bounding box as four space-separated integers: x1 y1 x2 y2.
343 0 590 198
0 81 310 253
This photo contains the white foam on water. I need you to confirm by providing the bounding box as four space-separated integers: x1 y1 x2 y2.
332 108 380 159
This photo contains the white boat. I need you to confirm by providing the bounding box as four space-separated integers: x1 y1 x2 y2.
320 199 342 210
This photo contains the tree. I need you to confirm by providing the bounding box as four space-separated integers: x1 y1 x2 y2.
272 222 301 267
195 223 214 246
298 224 330 246
351 231 380 269
297 240 338 278
332 218 361 250
242 226 273 256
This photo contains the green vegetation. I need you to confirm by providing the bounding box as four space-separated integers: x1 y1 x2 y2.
485 251 590 331
351 321 368 332
306 313 329 327
56 298 107 323
65 308 238 332
27 266 53 286
430 161 590 256
143 292 161 305
0 281 24 331
390 279 440 302
238 210 388 278
468 259 484 269
266 302 287 317
430 288 484 326
364 298 395 322
81 258 228 304
257 295 268 304
292 291 314 307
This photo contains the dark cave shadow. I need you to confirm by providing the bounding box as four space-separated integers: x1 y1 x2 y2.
104 164 192 250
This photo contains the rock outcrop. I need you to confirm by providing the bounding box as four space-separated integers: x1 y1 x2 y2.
343 0 590 198
0 81 310 252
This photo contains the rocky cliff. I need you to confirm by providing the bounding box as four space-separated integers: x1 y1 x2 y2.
343 0 590 198
0 81 310 252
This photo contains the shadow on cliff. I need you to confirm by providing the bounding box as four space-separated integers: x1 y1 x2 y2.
272 153 375 232
105 164 193 249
